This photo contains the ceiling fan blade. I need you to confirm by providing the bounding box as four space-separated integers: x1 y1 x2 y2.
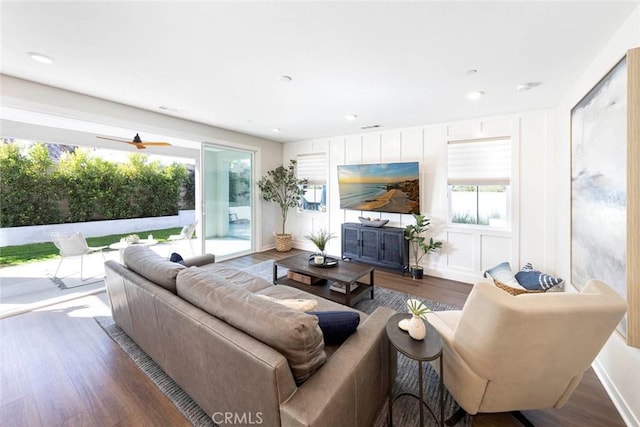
98 134 172 148
97 135 130 143
139 142 172 147
123 142 147 150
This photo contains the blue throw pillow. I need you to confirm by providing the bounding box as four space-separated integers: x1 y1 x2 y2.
169 252 185 265
515 263 563 291
484 262 519 287
309 311 360 345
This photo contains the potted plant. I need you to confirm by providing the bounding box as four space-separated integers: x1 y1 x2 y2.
404 213 443 279
305 228 335 264
257 160 308 251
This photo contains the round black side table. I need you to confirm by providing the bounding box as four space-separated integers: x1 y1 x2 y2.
386 312 444 427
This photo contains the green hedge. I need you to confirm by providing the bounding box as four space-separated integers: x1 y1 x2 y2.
0 142 188 227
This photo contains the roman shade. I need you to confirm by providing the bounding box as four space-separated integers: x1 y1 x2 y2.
447 137 511 185
297 153 326 185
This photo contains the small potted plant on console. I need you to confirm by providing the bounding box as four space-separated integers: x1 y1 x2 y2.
404 213 442 279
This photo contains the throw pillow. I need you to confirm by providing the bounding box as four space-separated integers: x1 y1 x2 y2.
256 294 318 312
308 311 360 345
495 280 545 296
515 263 563 291
169 252 185 265
484 262 519 287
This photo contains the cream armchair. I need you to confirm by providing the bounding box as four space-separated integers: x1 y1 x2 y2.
426 279 626 423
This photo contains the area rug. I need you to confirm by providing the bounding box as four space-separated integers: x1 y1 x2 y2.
96 260 471 427
240 258 286 281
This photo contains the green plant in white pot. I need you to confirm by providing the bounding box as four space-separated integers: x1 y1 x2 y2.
257 160 308 251
404 213 443 279
305 228 335 264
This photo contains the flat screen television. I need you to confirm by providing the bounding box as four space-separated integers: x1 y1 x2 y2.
337 161 420 214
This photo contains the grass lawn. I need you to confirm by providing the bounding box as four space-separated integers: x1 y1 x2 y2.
0 227 182 267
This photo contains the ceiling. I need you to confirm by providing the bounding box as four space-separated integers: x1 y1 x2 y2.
1 1 637 143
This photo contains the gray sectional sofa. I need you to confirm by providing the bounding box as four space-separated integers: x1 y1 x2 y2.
104 246 395 427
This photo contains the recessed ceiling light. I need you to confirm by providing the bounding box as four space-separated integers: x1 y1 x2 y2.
466 90 484 100
465 69 478 75
361 124 382 130
345 114 358 121
279 75 292 82
272 128 281 133
27 52 53 64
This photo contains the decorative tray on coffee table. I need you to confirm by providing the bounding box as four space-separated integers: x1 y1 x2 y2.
308 254 339 268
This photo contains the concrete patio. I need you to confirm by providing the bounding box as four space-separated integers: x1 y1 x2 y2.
0 239 196 318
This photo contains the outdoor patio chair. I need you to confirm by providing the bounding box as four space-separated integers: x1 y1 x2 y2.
51 232 107 280
168 221 198 254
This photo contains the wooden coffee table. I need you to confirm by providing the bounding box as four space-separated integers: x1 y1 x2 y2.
273 252 374 307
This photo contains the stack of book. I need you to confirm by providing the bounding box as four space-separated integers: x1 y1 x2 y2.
329 282 359 294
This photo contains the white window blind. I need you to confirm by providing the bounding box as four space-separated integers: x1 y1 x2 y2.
297 153 326 185
447 137 512 185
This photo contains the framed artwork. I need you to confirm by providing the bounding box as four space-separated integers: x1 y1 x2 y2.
571 47 640 348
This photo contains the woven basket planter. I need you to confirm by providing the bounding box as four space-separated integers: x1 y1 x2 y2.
274 233 293 252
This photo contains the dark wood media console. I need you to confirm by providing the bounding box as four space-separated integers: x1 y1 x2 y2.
341 223 409 274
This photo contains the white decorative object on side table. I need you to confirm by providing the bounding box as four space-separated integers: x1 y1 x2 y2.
404 298 431 340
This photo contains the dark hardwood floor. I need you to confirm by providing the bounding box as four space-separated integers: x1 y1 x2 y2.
0 249 625 426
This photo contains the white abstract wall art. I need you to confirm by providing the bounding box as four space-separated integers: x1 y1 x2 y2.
571 56 627 337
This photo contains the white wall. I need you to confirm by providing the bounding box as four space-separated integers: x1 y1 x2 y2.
0 211 195 246
285 109 556 285
552 5 640 426
0 75 284 252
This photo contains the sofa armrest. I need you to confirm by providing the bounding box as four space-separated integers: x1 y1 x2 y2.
279 306 396 427
183 253 215 267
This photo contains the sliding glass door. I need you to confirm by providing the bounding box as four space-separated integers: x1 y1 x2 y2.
202 144 253 259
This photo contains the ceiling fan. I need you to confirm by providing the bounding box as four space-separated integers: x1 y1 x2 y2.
97 133 172 150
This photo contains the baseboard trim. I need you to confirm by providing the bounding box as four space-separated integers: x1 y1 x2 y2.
423 266 478 285
592 358 638 427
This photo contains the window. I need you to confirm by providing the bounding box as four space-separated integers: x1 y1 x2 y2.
447 137 511 227
297 153 327 212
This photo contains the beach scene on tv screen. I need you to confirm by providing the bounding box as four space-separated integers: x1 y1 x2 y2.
338 162 420 214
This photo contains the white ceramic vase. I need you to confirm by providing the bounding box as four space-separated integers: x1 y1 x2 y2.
408 315 426 340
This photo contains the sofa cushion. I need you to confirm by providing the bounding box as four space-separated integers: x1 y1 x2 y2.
123 246 185 293
176 267 326 384
515 263 563 291
256 286 366 316
198 264 273 292
309 311 360 345
256 294 318 312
